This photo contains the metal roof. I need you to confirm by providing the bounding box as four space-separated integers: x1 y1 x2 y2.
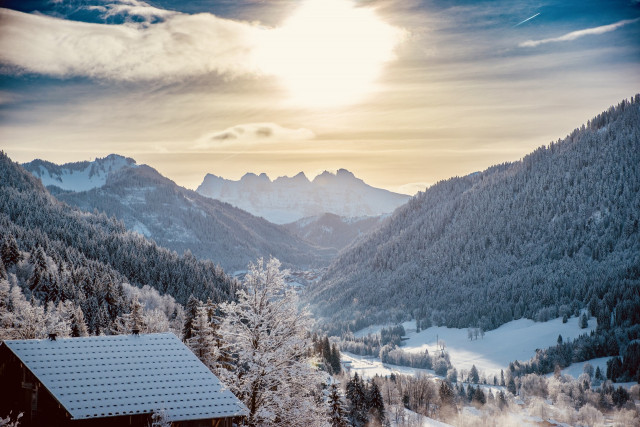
2 332 247 421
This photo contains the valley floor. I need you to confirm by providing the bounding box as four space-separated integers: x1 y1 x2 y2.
352 315 597 378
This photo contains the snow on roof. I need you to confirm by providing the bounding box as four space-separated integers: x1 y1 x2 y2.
2 332 247 421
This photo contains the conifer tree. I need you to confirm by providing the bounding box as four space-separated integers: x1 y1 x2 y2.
113 295 145 334
129 295 145 332
466 385 475 402
182 295 200 340
469 365 479 384
346 373 368 427
70 306 89 337
595 366 603 380
44 301 72 337
472 387 486 405
606 356 623 382
0 259 7 281
328 383 348 427
322 335 333 373
457 383 466 401
31 246 47 273
330 343 342 374
439 381 455 407
580 313 588 329
497 390 507 408
366 380 385 425
1 236 21 268
187 306 218 370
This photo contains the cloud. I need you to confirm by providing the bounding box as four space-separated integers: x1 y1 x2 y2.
194 123 315 148
519 18 640 47
87 0 177 23
0 0 405 105
0 7 264 81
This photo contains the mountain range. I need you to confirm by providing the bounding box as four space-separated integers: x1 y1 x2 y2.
196 169 410 224
308 96 640 334
23 156 334 272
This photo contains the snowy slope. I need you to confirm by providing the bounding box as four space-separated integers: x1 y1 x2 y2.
548 357 612 380
196 169 410 224
342 352 433 379
23 154 136 192
390 409 454 427
352 315 597 378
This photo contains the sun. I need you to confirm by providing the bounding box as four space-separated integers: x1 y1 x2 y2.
256 0 402 108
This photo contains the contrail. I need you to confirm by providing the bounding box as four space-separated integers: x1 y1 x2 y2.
514 12 540 27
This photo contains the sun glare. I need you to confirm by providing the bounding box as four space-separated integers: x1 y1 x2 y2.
256 0 402 108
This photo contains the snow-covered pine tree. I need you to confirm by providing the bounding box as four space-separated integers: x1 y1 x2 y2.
182 295 200 341
1 236 21 268
216 257 325 426
330 343 342 374
113 295 145 334
71 306 89 337
497 390 507 408
187 306 218 371
322 336 332 372
472 387 486 406
45 301 72 337
507 376 517 395
328 383 348 427
469 364 479 384
366 380 385 425
346 373 368 427
580 313 589 329
130 295 145 331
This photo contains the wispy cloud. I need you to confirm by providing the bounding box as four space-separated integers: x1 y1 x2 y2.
194 123 315 149
519 17 640 47
0 7 264 81
87 0 177 23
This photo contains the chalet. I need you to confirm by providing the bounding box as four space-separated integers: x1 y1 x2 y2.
0 332 247 426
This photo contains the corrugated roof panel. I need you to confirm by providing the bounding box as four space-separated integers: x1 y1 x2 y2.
3 333 247 421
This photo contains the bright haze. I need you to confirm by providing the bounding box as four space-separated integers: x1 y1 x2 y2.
1 0 639 195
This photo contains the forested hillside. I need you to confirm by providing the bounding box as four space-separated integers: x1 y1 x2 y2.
27 157 334 272
284 213 387 251
309 96 640 333
0 152 240 332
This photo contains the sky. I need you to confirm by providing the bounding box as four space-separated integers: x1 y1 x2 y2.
1 0 639 195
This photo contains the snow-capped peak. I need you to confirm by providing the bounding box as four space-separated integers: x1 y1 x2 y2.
196 169 410 224
23 154 136 192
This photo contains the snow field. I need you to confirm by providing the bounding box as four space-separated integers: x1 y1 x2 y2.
351 315 597 378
